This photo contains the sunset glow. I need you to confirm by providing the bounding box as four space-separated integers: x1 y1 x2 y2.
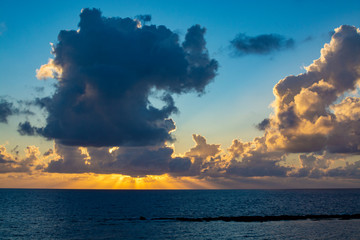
1 1 360 189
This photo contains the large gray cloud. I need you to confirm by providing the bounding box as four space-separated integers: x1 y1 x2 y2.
22 8 217 147
231 33 294 56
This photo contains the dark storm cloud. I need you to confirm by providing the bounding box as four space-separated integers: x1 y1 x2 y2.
230 33 294 56
28 8 217 147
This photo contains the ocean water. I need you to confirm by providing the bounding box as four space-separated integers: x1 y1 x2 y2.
0 189 360 239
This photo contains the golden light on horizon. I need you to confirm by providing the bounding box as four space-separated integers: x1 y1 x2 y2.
0 172 218 190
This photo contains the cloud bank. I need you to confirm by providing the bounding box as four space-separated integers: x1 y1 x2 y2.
45 141 192 177
32 134 291 178
1 133 359 183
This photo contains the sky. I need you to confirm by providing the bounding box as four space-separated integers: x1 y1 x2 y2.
1 0 360 189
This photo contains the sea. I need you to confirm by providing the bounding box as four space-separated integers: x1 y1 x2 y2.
0 189 360 239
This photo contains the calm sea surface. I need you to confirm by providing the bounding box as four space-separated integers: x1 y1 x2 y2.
0 189 360 239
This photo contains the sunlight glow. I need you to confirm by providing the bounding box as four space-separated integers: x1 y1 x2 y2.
0 173 218 189
109 147 119 154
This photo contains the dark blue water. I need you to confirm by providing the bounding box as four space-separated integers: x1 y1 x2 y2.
1 189 360 239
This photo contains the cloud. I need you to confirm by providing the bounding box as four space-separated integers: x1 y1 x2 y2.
0 98 33 124
45 141 192 177
18 121 37 135
230 33 294 56
289 152 332 178
42 134 291 178
136 14 151 22
224 137 290 177
0 145 43 173
326 161 360 179
135 14 152 27
256 118 270 131
45 143 91 173
179 134 223 177
0 99 14 123
185 134 221 158
264 25 360 153
23 8 217 147
176 135 290 178
1 135 359 182
43 149 53 156
36 58 62 80
289 152 360 179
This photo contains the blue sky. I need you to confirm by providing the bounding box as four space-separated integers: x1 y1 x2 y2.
1 1 360 188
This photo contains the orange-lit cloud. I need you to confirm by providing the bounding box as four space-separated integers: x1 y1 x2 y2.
263 25 360 154
36 58 62 80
